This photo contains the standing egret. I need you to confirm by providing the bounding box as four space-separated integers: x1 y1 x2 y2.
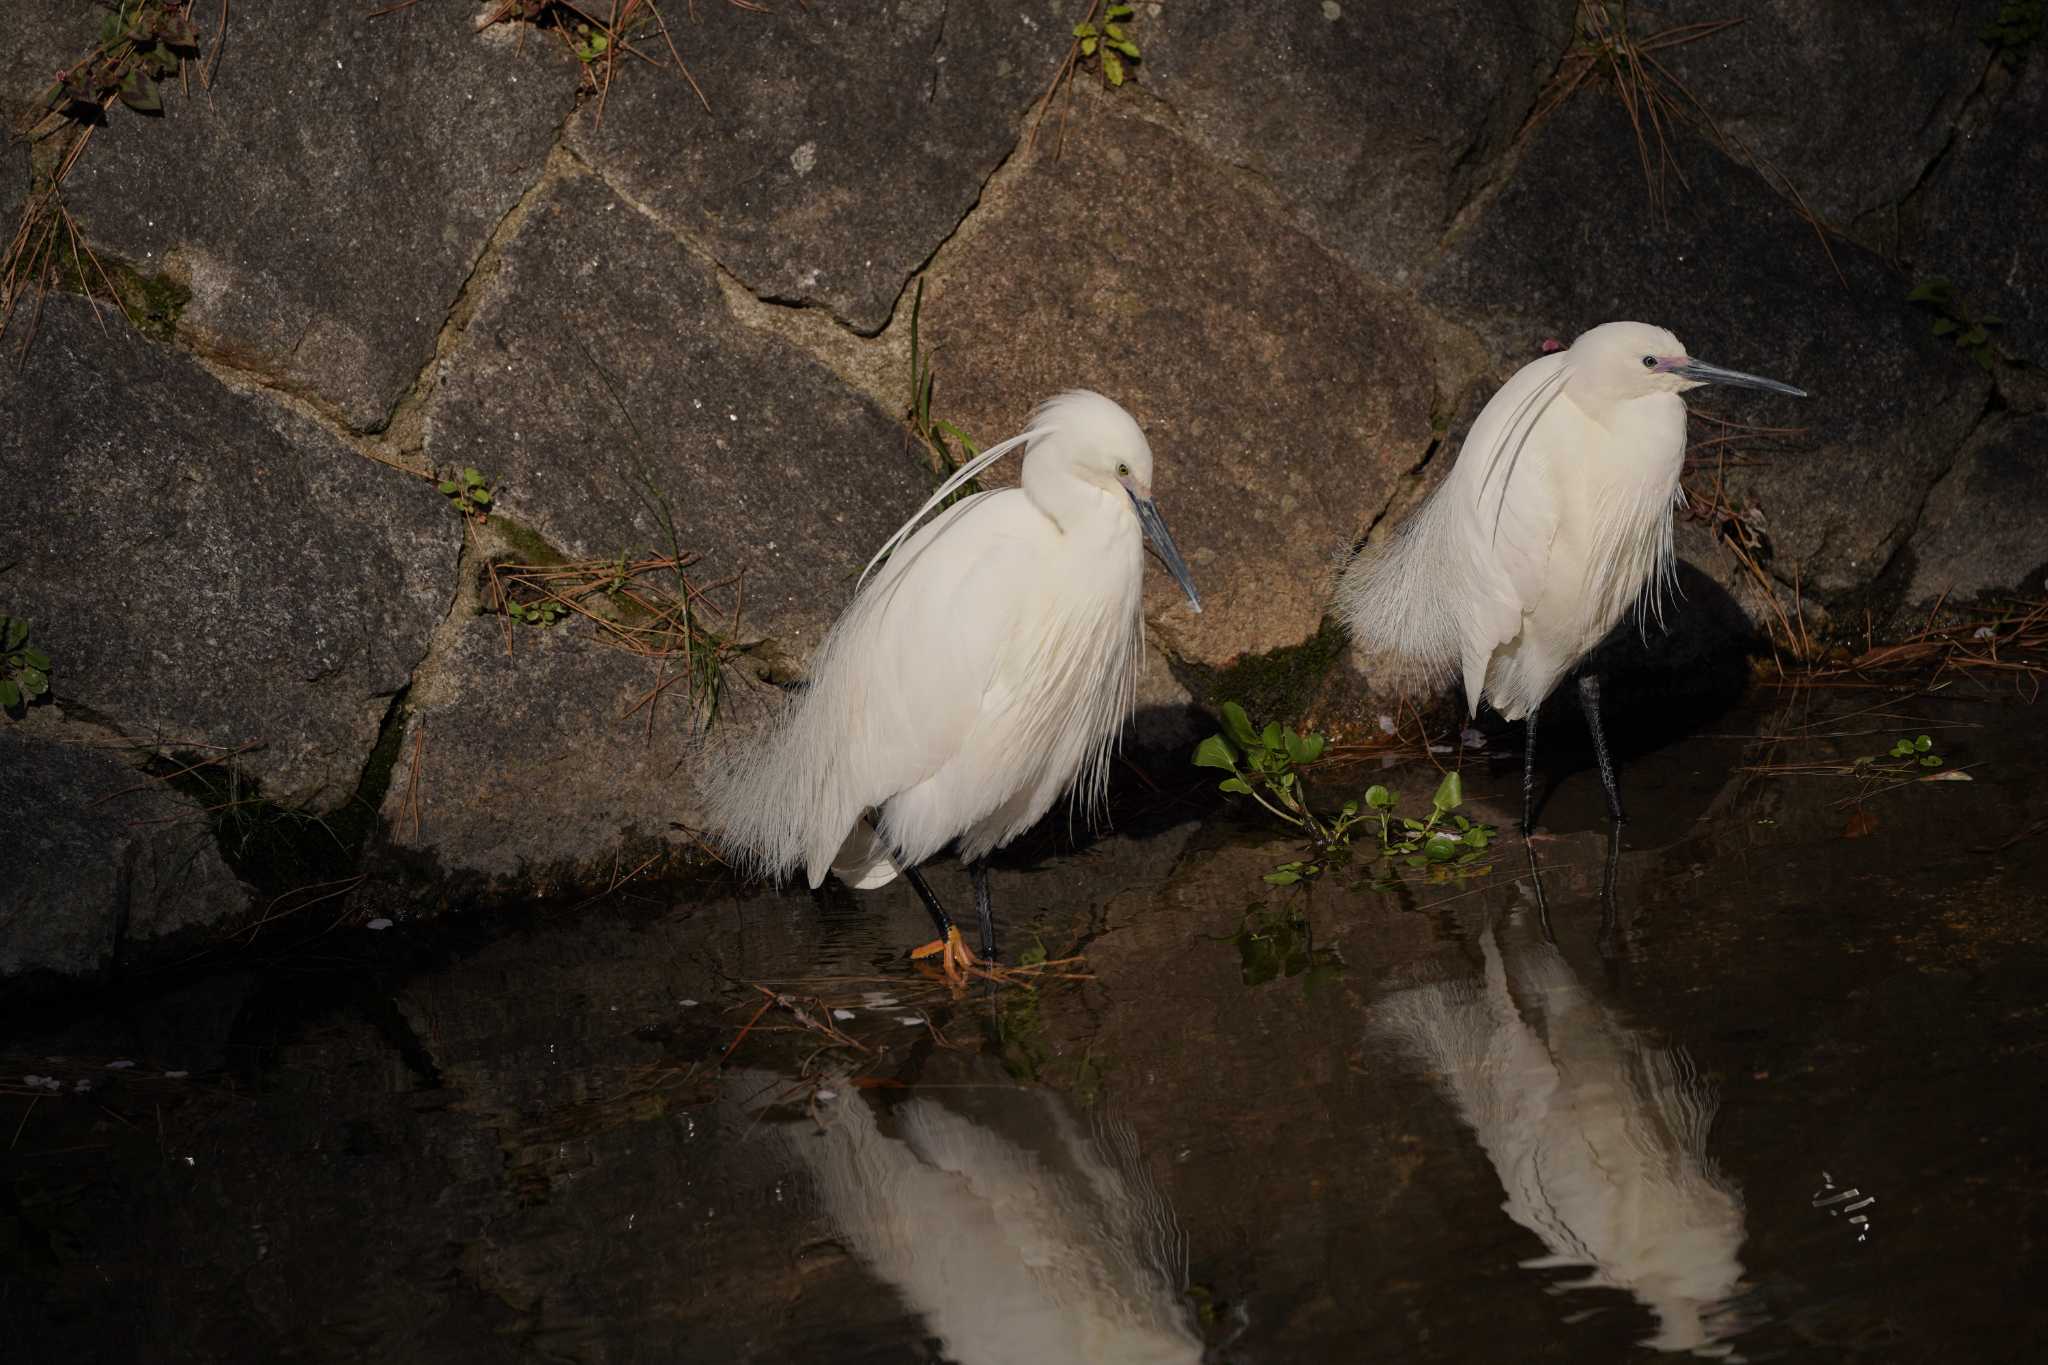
699 391 1202 978
1336 322 1805 832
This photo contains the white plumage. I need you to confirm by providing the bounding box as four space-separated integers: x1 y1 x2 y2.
735 1070 1205 1365
698 391 1200 954
1371 907 1750 1356
1339 322 1710 721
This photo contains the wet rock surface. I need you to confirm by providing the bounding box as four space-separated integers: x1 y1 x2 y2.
568 0 1049 334
57 0 577 429
0 298 457 811
368 617 768 902
1906 412 2048 604
1910 54 2048 368
422 170 932 656
0 716 250 979
1654 0 1997 237
1142 0 1570 286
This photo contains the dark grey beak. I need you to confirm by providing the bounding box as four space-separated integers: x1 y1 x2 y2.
1667 357 1808 398
1129 493 1203 613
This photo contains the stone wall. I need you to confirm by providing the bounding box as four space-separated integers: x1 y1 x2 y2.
4 1 2041 976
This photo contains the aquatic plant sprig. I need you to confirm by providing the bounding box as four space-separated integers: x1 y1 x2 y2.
1193 702 1498 888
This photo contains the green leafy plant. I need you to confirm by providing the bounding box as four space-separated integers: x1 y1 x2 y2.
1072 4 1141 88
1907 278 2002 371
439 467 494 522
505 597 566 627
0 614 54 714
40 1 202 119
1983 0 2043 62
1195 702 1498 889
905 277 984 505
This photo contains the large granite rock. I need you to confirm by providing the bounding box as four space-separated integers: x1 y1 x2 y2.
1653 0 1996 236
569 0 1050 333
1426 92 1990 616
0 298 459 807
422 170 932 657
59 0 577 429
1141 0 1571 286
0 716 251 979
369 617 772 901
1907 413 2048 604
921 100 1437 667
1911 55 2048 368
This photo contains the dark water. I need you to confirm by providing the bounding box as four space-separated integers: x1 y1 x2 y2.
6 685 2046 1363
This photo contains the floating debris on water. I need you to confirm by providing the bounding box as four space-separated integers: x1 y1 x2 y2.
1812 1171 1876 1243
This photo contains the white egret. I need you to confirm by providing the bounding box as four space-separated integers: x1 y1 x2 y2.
732 1068 1205 1365
1336 321 1805 831
699 391 1202 976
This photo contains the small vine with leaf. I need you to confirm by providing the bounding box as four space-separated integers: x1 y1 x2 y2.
1194 703 1499 890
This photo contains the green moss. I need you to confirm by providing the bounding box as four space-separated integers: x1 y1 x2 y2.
485 513 569 567
1176 617 1347 729
110 262 189 341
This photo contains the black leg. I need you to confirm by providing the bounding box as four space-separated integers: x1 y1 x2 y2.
970 858 997 962
900 863 954 942
1575 672 1626 824
1521 703 1542 836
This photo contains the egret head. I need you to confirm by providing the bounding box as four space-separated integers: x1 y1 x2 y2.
1569 321 1807 402
1029 391 1203 613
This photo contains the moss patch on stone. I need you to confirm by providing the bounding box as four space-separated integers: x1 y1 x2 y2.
1174 617 1349 729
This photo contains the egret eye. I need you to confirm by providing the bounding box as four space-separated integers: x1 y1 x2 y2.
1641 355 1658 369
1116 461 1130 477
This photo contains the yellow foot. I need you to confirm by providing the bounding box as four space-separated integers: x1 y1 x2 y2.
909 926 983 988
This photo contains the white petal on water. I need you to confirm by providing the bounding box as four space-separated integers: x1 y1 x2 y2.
366 918 394 931
831 1008 856 1021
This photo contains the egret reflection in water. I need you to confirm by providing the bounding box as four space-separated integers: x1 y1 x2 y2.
1371 861 1752 1357
731 1068 1205 1365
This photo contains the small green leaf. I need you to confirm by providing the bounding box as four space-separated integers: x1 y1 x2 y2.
1080 36 1098 55
1263 869 1301 886
1105 23 1126 39
439 480 460 495
1401 817 1424 830
1932 318 1958 336
1340 799 1359 816
1106 3 1135 17
1921 754 1943 767
1299 733 1325 763
463 467 484 485
118 68 162 113
1219 776 1253 795
23 648 51 670
1193 735 1238 771
1365 785 1395 810
1915 735 1933 751
0 680 19 708
1221 701 1258 748
469 488 492 506
4 618 26 651
1113 39 1140 57
20 668 47 696
1072 21 1097 37
1906 278 1952 303
1467 828 1491 849
1432 769 1464 813
1103 50 1125 84
1260 722 1282 750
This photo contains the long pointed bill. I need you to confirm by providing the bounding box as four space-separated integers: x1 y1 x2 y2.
1665 357 1808 397
1129 493 1203 613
